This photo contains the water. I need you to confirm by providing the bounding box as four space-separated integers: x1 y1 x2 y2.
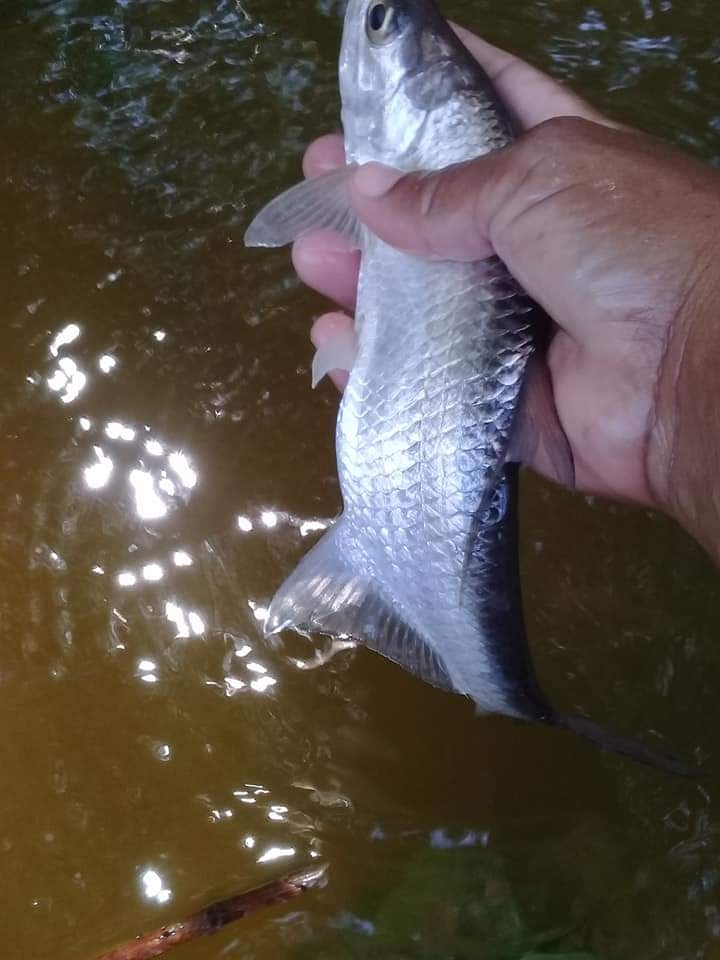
1 0 719 957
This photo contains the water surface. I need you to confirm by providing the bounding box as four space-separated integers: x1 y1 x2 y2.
2 1 719 957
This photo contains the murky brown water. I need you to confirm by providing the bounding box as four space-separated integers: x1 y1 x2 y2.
2 0 720 957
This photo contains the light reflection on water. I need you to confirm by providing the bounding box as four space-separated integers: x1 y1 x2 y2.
140 867 172 905
2 0 720 957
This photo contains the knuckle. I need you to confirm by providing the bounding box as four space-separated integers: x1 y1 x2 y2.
519 116 601 183
530 115 594 141
417 173 444 220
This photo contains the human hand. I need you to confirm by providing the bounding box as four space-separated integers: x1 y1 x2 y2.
292 27 720 560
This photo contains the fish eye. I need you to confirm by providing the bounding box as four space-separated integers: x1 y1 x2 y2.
366 2 398 43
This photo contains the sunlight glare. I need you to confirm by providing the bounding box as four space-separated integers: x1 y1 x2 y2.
84 447 113 490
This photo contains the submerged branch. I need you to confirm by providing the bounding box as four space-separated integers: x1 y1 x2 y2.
94 863 328 960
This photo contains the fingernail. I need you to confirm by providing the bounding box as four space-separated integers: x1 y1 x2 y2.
353 163 404 198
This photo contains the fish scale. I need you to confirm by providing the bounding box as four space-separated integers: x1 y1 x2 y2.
245 0 693 774
333 239 535 712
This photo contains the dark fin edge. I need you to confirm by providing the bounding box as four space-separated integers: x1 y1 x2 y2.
556 712 699 778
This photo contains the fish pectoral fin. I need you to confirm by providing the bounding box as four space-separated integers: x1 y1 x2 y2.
244 165 363 249
312 327 358 388
266 519 454 693
506 354 575 489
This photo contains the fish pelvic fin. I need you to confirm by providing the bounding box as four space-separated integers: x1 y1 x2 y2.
555 712 698 778
265 518 454 693
312 325 358 388
506 354 575 489
244 166 363 249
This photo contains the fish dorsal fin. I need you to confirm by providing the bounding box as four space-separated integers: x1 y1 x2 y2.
266 519 454 692
244 165 363 249
506 354 575 488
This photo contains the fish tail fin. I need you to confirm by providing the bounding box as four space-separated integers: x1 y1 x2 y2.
265 517 454 692
555 712 698 778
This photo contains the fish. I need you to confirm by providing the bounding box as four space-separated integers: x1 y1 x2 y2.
245 0 692 776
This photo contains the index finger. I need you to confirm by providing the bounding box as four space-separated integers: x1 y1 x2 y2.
450 24 617 131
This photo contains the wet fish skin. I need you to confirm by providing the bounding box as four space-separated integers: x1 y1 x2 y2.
245 0 694 775
331 241 541 718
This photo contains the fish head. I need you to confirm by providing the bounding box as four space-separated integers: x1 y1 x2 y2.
339 0 513 169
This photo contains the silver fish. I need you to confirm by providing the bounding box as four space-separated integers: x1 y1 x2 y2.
246 0 690 775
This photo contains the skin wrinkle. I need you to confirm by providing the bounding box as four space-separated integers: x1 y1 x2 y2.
419 160 487 257
417 172 449 257
484 57 524 90
486 120 598 251
494 181 583 267
649 253 714 519
481 146 545 269
647 310 685 514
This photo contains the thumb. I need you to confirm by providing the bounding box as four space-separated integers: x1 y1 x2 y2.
349 147 522 263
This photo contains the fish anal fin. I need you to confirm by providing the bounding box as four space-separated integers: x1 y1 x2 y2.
359 594 454 692
264 523 366 639
266 520 454 693
244 166 362 249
